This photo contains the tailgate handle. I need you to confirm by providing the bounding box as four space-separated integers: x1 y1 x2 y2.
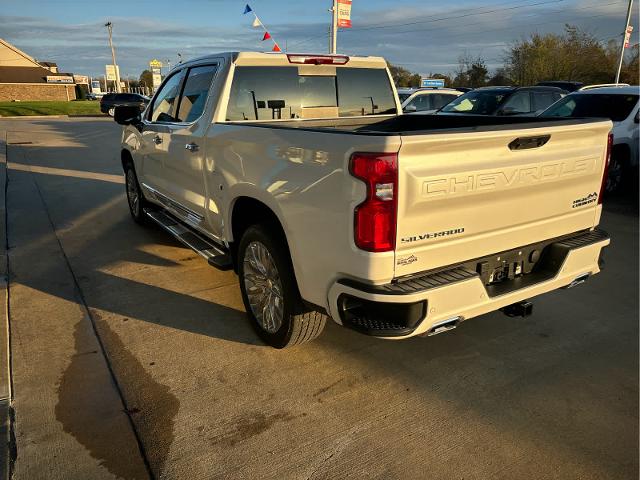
509 135 550 150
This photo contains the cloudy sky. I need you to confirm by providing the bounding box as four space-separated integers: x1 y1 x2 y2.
1 0 637 78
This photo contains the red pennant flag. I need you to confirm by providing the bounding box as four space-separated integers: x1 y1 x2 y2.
262 32 271 41
272 44 281 52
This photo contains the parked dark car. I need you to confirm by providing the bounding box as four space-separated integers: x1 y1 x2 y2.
536 81 584 92
100 93 150 116
438 86 566 116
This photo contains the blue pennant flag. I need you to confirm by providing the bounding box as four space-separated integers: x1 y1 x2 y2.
243 4 252 14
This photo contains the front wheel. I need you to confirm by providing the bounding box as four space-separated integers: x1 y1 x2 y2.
124 164 147 224
238 225 326 348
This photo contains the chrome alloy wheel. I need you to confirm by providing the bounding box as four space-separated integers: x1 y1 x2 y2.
126 169 140 216
243 241 284 333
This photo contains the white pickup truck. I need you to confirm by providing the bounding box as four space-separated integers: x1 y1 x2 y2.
114 52 611 348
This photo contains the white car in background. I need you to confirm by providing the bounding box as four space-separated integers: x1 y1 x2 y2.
397 87 418 103
540 85 639 193
401 88 463 114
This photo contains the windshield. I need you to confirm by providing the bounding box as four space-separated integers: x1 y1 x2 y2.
226 67 397 121
541 93 639 122
440 90 511 115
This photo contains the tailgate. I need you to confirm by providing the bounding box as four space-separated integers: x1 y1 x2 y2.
394 120 612 277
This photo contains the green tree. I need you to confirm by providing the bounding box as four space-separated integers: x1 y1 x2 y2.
504 25 624 85
453 54 488 87
387 63 421 87
139 69 153 88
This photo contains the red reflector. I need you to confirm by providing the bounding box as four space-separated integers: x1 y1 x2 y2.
599 132 613 204
349 152 398 252
286 54 349 65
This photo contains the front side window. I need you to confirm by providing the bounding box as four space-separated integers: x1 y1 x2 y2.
225 66 396 121
176 65 218 123
405 94 432 112
149 70 185 122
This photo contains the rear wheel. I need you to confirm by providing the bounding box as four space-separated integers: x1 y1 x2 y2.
108 107 115 116
238 225 326 348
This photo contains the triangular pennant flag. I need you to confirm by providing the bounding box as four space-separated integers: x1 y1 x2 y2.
272 44 281 52
243 4 252 14
252 17 262 27
262 32 271 41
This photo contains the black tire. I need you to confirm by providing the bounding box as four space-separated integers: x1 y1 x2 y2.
238 224 326 348
124 163 147 224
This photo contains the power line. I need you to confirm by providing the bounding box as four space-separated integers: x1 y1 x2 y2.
345 0 566 33
291 0 565 46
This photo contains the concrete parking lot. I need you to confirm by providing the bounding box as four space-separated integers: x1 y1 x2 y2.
0 117 637 480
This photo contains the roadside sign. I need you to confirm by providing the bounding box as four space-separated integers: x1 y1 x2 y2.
91 80 102 93
105 64 120 81
421 78 445 88
149 59 163 68
624 26 634 48
151 66 162 89
46 76 74 84
73 75 89 84
337 0 352 28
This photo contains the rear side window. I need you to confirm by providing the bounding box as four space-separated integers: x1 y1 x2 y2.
501 91 531 114
542 93 639 121
176 64 218 123
532 91 561 111
225 66 396 121
149 70 185 122
430 93 458 110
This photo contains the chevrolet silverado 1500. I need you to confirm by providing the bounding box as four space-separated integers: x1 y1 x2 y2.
114 52 611 348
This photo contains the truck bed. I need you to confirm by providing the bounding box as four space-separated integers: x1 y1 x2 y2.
229 114 604 135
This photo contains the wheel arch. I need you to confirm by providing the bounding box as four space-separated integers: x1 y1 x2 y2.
228 194 295 274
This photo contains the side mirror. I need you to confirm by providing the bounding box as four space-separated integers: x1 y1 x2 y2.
404 104 417 113
114 105 142 126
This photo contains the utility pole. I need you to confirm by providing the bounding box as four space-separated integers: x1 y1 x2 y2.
330 0 338 54
105 21 122 93
615 0 634 83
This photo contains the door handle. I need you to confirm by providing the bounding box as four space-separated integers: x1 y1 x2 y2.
185 143 199 152
152 135 162 145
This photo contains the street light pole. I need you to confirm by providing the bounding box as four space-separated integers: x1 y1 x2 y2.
330 0 338 54
615 0 634 83
105 21 122 93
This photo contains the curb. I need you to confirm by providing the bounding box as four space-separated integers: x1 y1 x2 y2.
0 115 107 119
0 130 11 479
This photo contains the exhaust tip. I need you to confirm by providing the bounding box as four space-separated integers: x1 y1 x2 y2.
565 273 591 289
427 316 462 336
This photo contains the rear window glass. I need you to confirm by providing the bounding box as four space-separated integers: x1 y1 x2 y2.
225 66 396 121
541 93 639 121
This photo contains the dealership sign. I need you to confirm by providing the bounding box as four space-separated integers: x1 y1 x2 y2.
105 64 120 81
421 78 445 88
46 76 74 84
337 0 352 28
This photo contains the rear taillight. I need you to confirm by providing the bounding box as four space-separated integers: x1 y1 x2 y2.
349 152 398 252
599 132 614 204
